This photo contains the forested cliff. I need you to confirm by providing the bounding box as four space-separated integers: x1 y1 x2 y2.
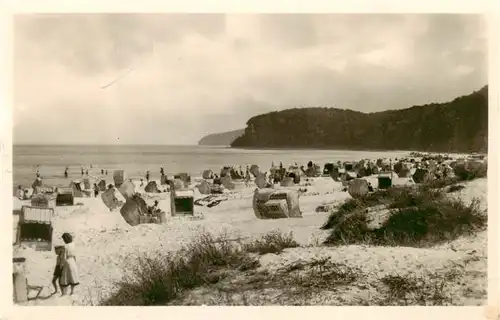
230 86 488 153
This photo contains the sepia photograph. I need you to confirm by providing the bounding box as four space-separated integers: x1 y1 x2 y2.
10 12 489 307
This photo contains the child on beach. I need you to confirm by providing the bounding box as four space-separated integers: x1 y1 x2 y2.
52 245 65 294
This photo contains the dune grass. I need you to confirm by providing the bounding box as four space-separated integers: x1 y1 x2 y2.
99 225 472 305
243 231 299 255
323 185 487 247
374 269 460 306
321 186 443 230
101 230 300 306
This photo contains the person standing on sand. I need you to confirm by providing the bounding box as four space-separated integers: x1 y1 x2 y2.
146 171 150 182
101 169 104 175
64 167 68 179
52 245 65 294
93 183 99 197
59 233 80 296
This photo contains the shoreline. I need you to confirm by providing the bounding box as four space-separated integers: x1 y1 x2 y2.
227 145 487 154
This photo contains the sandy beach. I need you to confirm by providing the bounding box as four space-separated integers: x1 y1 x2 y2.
12 165 487 306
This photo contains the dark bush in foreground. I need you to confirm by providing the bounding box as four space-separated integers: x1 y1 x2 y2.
447 185 466 193
100 232 255 306
453 162 487 181
324 195 486 247
100 230 300 306
243 231 299 255
375 198 486 246
321 186 442 230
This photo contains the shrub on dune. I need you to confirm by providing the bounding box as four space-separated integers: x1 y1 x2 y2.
101 230 299 306
323 187 486 247
243 231 299 255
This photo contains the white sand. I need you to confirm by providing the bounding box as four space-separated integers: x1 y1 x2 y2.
12 176 487 306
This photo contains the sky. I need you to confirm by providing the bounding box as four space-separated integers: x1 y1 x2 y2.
13 13 487 145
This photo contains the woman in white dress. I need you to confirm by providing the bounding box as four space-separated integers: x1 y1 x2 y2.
60 232 80 295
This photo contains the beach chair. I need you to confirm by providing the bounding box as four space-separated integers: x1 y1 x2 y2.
249 165 260 178
101 187 125 211
170 189 194 216
196 180 211 195
377 175 393 189
202 169 214 180
160 174 169 185
119 180 136 199
322 163 335 176
16 206 54 252
252 188 302 219
348 178 370 198
220 175 236 190
280 177 294 187
119 194 149 226
30 193 56 209
56 187 74 206
83 178 91 190
113 170 127 188
69 181 84 197
174 173 191 186
343 162 354 171
98 179 107 192
144 181 160 193
412 168 432 184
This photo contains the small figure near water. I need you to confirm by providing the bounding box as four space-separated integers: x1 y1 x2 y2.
101 169 104 175
64 167 68 179
146 171 150 182
93 183 99 197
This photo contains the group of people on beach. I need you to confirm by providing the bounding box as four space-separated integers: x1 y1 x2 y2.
63 165 109 179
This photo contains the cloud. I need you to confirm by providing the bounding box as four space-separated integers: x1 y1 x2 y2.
13 13 487 144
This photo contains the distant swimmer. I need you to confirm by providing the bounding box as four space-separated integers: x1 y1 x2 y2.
101 169 104 175
105 170 108 175
81 168 84 176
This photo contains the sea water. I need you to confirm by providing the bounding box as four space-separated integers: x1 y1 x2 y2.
13 144 411 188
